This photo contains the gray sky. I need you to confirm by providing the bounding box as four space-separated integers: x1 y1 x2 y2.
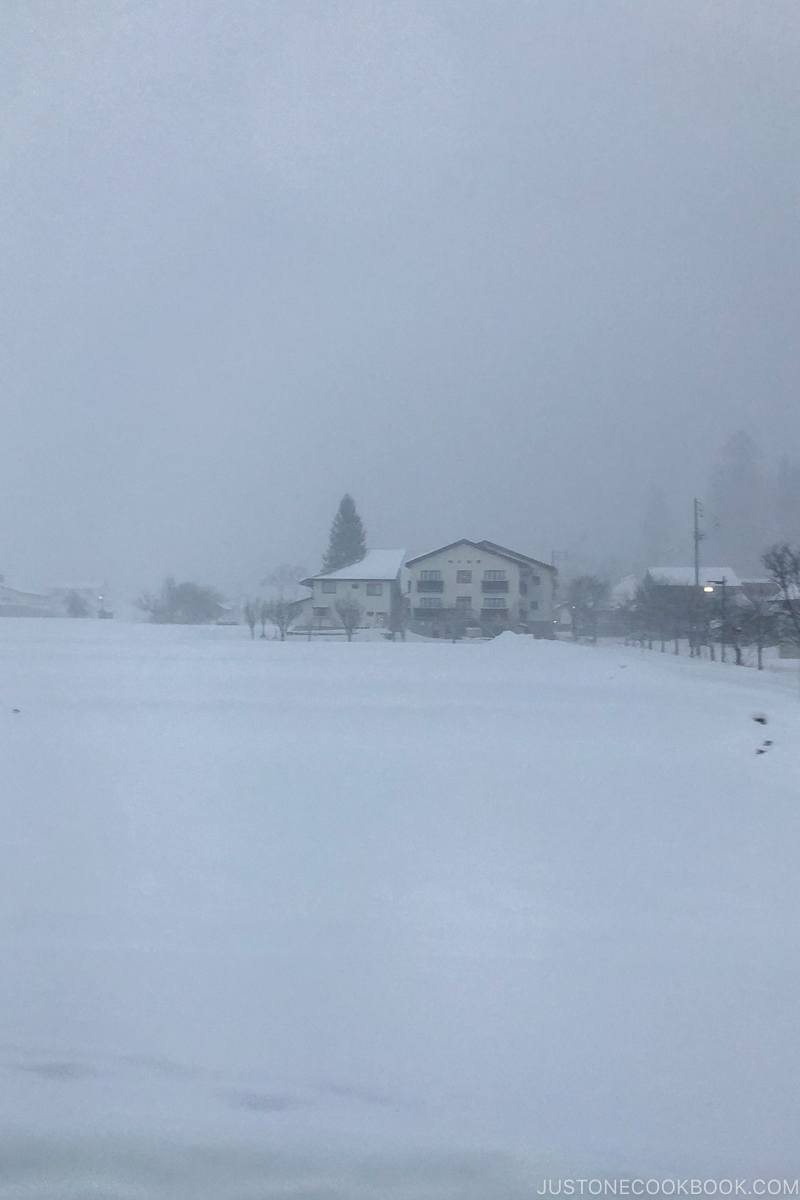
2 0 799 597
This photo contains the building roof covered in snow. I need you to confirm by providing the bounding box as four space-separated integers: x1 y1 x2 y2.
0 581 51 603
648 566 742 589
304 549 406 584
49 583 106 596
406 539 555 571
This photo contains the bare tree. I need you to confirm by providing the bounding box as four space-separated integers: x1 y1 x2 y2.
617 595 642 647
762 543 800 649
137 577 224 624
633 575 660 649
739 591 778 670
243 599 258 639
389 588 409 641
264 596 297 641
568 575 609 643
258 599 271 639
261 564 307 642
335 597 363 641
661 584 692 655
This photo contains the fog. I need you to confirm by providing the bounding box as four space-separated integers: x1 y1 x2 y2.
3 1 799 597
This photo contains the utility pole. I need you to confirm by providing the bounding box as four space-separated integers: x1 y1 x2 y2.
693 499 703 590
692 499 704 656
706 577 728 662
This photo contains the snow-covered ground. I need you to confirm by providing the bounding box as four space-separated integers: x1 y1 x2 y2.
1 620 799 1196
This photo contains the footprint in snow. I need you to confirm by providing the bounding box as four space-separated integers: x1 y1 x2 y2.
753 713 773 755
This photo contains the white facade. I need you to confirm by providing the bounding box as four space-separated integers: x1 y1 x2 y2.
298 549 405 631
0 582 56 617
405 540 557 635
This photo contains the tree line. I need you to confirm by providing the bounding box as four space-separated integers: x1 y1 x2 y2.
568 540 800 670
240 494 370 641
136 494 372 637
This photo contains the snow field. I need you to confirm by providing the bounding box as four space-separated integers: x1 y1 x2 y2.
1 620 799 1196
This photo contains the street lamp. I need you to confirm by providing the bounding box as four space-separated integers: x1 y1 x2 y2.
705 577 728 662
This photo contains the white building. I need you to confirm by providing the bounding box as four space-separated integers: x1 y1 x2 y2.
298 549 406 632
0 579 56 617
404 539 557 636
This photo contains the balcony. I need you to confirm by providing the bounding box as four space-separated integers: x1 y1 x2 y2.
481 580 509 593
417 579 444 593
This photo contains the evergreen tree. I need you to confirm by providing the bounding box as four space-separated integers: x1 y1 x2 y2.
322 494 367 572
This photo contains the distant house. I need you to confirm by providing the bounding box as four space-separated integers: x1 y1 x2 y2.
647 566 743 591
404 539 556 637
739 578 797 659
0 579 56 617
298 549 406 632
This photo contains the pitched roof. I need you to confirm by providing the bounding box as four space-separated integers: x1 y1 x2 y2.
476 540 555 571
304 548 406 584
405 539 481 565
406 539 555 571
0 582 51 602
648 566 742 588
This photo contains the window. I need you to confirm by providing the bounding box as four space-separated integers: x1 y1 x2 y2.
483 570 507 581
483 597 507 608
529 600 539 610
531 574 541 585
351 582 359 588
322 581 337 593
420 569 442 580
367 582 383 595
457 570 472 583
456 596 471 608
313 607 328 616
419 597 442 608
